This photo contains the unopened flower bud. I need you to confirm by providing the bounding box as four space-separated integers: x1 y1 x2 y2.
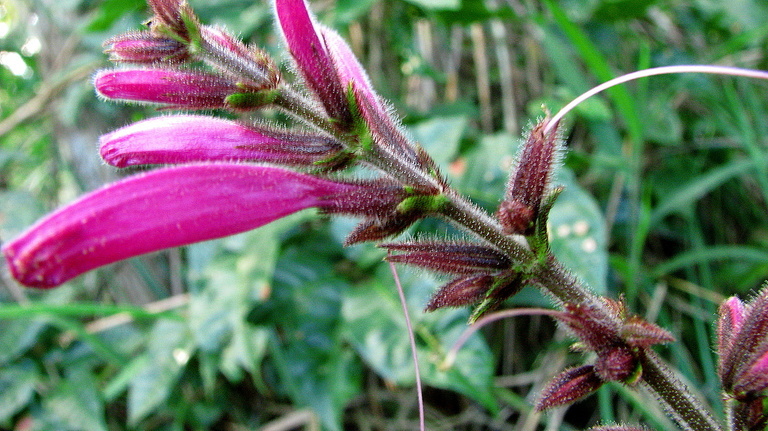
717 285 768 396
94 68 240 110
383 241 510 275
425 274 495 311
497 119 562 236
99 115 344 168
105 31 189 64
594 346 639 383
717 296 746 378
147 0 199 43
536 365 603 410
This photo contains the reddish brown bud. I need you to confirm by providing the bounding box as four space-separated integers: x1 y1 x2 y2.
557 303 623 352
383 241 510 275
344 215 420 245
536 365 603 410
321 180 408 218
498 119 561 236
496 199 535 237
620 315 675 348
594 346 639 383
425 274 495 311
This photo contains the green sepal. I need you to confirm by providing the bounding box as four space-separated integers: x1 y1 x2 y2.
311 149 356 172
468 272 524 324
225 89 280 110
396 193 449 214
527 186 564 261
180 4 201 44
346 84 375 154
622 351 643 385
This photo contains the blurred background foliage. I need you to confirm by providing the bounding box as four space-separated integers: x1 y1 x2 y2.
1 0 767 429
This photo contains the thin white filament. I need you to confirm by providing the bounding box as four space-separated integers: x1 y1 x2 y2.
441 307 563 370
544 65 768 135
388 257 426 431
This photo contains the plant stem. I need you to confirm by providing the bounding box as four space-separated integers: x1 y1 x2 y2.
442 190 723 431
638 349 723 431
269 55 723 430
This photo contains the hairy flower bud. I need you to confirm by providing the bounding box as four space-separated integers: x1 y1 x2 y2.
718 296 746 380
497 119 562 236
718 284 768 398
383 241 510 275
594 346 640 383
275 0 352 124
147 0 199 42
105 31 189 64
537 365 603 410
424 274 495 311
94 68 241 110
99 115 343 168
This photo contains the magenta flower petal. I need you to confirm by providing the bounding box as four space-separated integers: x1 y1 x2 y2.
2 164 363 288
321 27 380 109
274 0 350 123
99 115 342 167
94 68 239 109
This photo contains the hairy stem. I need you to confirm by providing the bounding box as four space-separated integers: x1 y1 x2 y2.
639 349 723 431
269 55 722 431
443 189 721 431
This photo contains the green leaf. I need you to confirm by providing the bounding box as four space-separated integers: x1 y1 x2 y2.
187 214 305 381
334 0 379 24
128 319 192 425
0 359 38 424
401 0 462 11
0 318 47 365
86 0 145 32
455 132 517 208
43 366 108 431
342 265 497 411
548 169 609 294
410 115 467 171
265 227 362 431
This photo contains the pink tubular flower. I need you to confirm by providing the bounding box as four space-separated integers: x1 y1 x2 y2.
99 115 343 167
94 68 240 110
2 164 371 288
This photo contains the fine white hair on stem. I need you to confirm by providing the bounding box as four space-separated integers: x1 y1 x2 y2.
387 255 426 431
544 65 768 135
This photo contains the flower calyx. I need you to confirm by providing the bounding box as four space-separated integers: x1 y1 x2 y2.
537 298 674 410
497 118 563 256
383 240 526 321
